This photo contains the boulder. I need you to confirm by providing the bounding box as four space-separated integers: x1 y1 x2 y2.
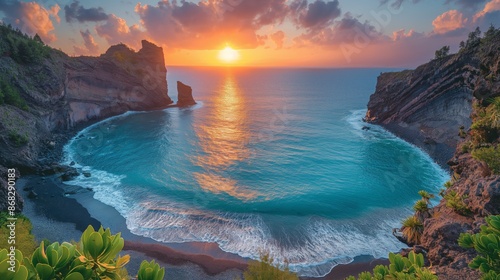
176 81 197 107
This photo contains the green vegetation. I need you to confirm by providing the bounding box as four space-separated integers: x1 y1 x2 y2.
345 252 437 280
444 190 470 215
0 78 28 110
459 215 500 279
401 216 424 245
8 131 28 147
243 253 298 280
138 260 165 280
0 225 165 280
0 212 37 257
417 190 434 205
472 146 500 174
0 23 51 64
434 45 450 60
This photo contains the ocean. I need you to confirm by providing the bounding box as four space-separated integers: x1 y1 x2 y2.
62 67 449 277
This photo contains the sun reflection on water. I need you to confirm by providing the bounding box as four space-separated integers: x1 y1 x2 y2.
193 74 258 200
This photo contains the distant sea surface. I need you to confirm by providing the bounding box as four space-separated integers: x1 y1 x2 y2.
63 67 448 277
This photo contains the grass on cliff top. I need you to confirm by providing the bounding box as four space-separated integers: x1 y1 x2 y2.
0 211 37 257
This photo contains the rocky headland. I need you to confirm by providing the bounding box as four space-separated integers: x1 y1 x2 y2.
0 27 196 213
366 27 500 279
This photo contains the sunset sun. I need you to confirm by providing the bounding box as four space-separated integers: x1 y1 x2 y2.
218 46 240 63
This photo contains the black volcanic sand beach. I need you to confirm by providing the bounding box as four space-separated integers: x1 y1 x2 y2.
19 173 391 280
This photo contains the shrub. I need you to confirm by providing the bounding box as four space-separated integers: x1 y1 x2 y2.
435 45 450 60
444 190 470 215
346 252 437 280
8 131 28 147
472 146 500 174
0 212 37 257
401 216 424 245
0 225 166 280
243 253 298 280
413 200 431 222
0 78 28 110
458 215 500 279
138 260 165 280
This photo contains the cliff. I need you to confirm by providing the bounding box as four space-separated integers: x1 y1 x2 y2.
365 52 477 167
366 28 500 279
0 25 173 212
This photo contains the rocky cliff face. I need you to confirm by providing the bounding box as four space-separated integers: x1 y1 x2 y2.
365 51 478 167
0 36 173 211
367 29 500 279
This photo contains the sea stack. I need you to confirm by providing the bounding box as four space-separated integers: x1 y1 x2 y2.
177 81 197 107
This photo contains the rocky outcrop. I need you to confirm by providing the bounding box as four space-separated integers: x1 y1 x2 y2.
0 34 174 211
365 52 478 167
366 29 500 279
65 40 172 127
176 81 197 107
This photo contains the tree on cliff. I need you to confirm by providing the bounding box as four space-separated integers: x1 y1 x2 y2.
435 45 450 60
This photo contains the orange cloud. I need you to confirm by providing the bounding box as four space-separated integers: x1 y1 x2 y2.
0 1 59 42
73 29 100 56
432 10 467 34
95 14 144 49
473 0 500 21
392 29 423 41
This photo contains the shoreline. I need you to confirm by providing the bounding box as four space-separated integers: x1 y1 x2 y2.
19 173 390 279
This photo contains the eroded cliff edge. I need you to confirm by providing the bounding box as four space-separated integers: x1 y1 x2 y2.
0 30 174 211
365 52 477 167
366 28 500 279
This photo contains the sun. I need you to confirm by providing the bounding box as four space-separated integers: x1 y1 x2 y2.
218 46 240 63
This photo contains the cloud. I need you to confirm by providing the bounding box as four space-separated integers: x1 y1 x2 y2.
294 13 385 47
0 1 59 42
74 29 99 55
380 0 487 10
95 14 143 48
392 29 424 40
444 0 488 10
473 0 500 20
379 0 421 10
291 0 341 29
130 0 290 49
270 30 285 49
65 1 109 23
432 10 468 34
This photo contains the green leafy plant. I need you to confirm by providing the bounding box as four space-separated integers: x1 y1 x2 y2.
444 190 470 215
75 225 130 279
459 215 500 279
418 190 435 205
138 260 164 280
345 252 437 280
243 253 298 280
0 225 165 280
401 216 424 245
472 146 500 174
413 200 431 222
0 249 29 280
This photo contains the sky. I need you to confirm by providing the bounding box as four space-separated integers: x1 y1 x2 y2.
0 0 499 67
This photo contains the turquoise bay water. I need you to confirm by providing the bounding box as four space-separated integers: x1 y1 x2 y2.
63 67 448 277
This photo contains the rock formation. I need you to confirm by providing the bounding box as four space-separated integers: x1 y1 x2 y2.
0 30 174 211
366 28 500 279
365 55 477 167
176 81 197 107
